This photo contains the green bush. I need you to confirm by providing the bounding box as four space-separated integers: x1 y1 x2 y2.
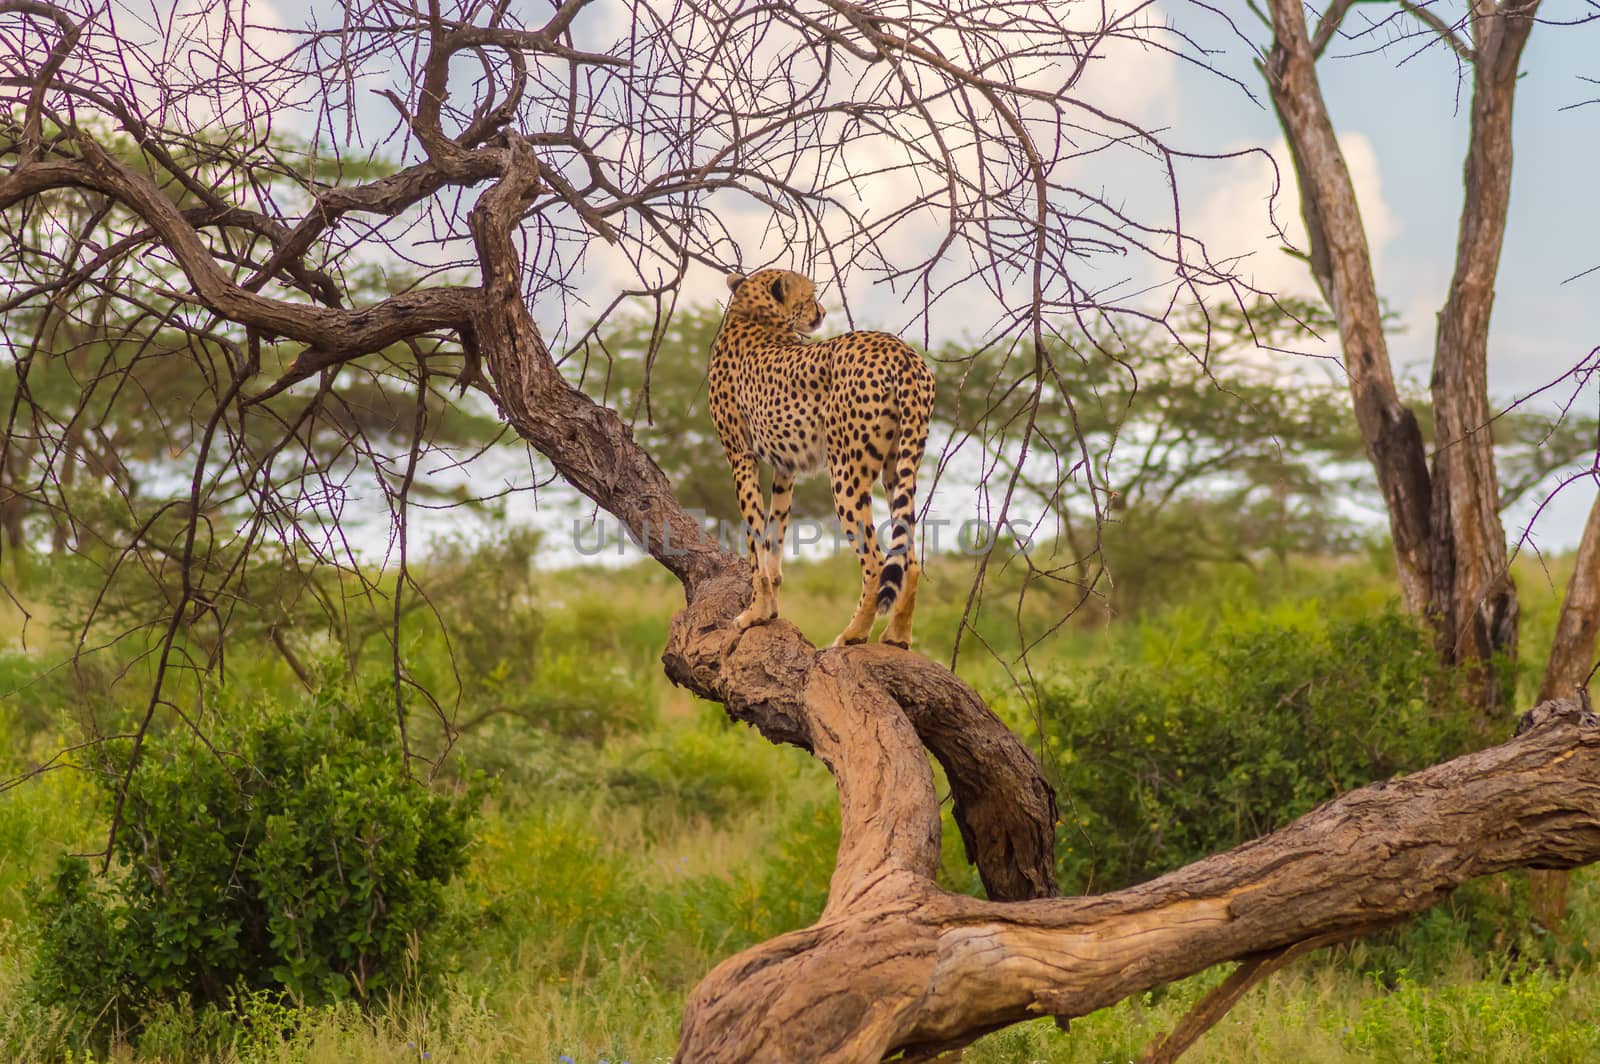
607 727 783 822
1042 601 1489 893
26 677 479 1042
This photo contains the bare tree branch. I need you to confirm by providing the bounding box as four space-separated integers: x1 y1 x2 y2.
1397 0 1477 62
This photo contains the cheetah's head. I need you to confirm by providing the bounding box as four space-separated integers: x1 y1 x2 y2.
723 269 825 335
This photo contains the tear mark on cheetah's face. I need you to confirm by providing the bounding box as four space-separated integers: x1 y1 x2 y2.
706 268 936 648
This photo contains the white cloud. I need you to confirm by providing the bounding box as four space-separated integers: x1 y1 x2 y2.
1189 132 1397 302
1048 2 1181 128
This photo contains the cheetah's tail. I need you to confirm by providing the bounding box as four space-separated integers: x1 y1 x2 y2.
876 366 932 615
876 555 906 615
875 481 916 614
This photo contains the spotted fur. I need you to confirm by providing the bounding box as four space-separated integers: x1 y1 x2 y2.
707 268 936 648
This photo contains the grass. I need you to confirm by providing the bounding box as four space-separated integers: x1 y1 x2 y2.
961 950 1600 1064
10 939 1598 1063
0 544 1595 1061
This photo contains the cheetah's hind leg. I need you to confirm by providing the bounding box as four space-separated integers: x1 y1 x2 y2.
729 453 778 630
878 406 927 649
830 481 884 647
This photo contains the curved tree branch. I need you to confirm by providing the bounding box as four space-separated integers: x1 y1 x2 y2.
0 155 479 361
462 134 1060 904
676 697 1600 1062
1 0 81 157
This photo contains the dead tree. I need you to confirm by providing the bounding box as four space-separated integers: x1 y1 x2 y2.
4 1 1600 1060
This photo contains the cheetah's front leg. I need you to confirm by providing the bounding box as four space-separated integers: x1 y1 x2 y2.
729 453 778 629
763 472 795 590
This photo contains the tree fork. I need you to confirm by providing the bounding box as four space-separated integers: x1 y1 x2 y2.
1265 0 1548 716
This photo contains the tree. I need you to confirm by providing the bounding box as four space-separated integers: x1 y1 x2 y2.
3 1 1599 1060
1259 0 1599 714
1260 0 1600 923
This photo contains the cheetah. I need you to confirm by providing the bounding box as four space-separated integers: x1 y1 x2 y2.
707 268 936 648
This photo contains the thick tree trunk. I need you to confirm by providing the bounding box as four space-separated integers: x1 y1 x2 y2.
1426 2 1538 706
668 697 1600 1063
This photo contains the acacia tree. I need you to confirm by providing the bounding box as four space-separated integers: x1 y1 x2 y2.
4 1 1600 1060
1261 0 1600 923
1260 0 1600 715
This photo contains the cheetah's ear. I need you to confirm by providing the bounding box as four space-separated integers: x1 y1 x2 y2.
725 272 747 291
768 274 788 304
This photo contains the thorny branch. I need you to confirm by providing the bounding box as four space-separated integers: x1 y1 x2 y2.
0 0 1263 813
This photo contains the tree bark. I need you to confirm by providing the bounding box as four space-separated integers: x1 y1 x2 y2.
1266 0 1540 716
1264 0 1433 617
1426 2 1538 704
671 698 1600 1062
463 133 1061 908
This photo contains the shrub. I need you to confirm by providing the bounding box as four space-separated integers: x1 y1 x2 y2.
1041 601 1489 893
415 532 659 744
27 677 479 1042
606 727 783 822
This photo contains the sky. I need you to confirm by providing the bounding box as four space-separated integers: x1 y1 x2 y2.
1171 2 1600 554
1178 3 1598 386
581 1 1600 555
60 0 1600 558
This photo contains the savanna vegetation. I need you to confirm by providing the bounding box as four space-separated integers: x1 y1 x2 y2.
3 499 1599 1062
4 0 1599 1060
